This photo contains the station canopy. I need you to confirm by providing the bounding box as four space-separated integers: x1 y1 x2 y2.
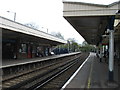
0 16 67 46
63 1 120 45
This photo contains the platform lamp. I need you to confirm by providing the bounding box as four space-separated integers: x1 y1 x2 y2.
7 11 16 21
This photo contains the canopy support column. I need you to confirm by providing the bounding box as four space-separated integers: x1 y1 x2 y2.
108 29 114 82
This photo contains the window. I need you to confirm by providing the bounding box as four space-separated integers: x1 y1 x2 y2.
20 44 27 53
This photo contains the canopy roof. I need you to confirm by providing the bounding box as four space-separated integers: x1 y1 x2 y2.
0 16 67 46
63 1 120 45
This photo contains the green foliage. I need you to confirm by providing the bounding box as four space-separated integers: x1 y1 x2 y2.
80 41 96 52
54 38 81 52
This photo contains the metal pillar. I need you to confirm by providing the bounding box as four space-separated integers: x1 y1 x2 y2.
108 30 114 82
108 16 115 82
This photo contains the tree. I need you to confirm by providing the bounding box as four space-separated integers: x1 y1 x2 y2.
67 38 76 43
52 37 81 54
25 22 39 30
51 32 64 40
67 38 80 52
80 41 96 52
82 41 88 46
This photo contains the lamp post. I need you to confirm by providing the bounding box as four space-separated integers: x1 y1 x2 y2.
7 11 16 21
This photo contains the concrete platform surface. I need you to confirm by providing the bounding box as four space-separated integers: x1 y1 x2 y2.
2 52 80 68
62 52 120 89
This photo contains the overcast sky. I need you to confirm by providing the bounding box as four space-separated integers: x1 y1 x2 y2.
0 0 119 44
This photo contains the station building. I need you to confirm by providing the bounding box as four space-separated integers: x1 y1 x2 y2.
0 16 67 60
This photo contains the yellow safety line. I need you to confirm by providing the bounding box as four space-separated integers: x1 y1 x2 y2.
87 78 91 88
87 57 94 89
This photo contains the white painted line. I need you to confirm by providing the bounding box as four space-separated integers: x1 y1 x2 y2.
61 53 91 90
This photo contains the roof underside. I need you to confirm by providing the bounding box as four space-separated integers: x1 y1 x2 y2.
63 1 120 45
65 16 108 45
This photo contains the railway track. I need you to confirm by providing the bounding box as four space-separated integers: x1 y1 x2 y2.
2 53 85 89
33 53 89 90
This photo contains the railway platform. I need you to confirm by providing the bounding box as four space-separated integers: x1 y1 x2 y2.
1 52 83 89
62 52 120 89
2 52 80 68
